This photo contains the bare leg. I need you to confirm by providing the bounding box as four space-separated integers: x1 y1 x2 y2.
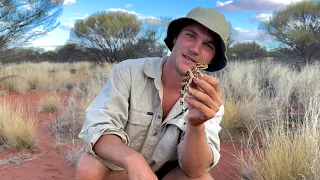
76 152 128 180
162 166 214 180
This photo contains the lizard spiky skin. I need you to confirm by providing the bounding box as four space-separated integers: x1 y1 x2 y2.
180 62 208 113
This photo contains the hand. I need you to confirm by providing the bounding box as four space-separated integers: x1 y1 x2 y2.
184 74 222 126
126 156 158 180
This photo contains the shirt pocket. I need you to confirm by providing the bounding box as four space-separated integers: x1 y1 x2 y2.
125 109 153 151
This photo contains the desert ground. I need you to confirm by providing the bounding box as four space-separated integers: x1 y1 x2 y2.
1 60 319 180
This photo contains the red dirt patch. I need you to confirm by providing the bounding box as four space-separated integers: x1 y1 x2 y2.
0 91 241 180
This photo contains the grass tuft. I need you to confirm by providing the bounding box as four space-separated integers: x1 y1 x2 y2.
0 99 38 150
38 93 61 113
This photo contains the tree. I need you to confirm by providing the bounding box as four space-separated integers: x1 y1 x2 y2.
72 11 141 65
229 41 267 60
117 29 167 60
0 48 41 63
226 24 238 59
55 44 89 62
261 0 320 64
40 50 58 62
0 0 63 53
72 11 168 65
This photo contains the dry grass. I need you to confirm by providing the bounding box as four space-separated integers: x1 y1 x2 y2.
0 75 30 94
0 90 5 96
48 62 112 166
211 60 320 179
220 99 257 142
50 63 111 149
237 93 320 180
0 99 38 150
66 143 85 166
1 59 319 178
38 92 61 113
0 62 92 92
0 154 30 165
235 82 320 180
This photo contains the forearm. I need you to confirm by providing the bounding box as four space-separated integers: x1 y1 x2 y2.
180 124 212 177
93 134 147 170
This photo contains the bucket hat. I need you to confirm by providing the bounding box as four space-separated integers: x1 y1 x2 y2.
164 7 230 72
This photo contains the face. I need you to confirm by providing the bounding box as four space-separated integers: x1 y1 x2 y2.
170 23 217 75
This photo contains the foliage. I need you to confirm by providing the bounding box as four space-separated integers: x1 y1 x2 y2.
72 11 141 64
0 0 63 53
261 0 320 64
72 11 168 65
117 29 167 60
228 42 267 60
226 23 237 59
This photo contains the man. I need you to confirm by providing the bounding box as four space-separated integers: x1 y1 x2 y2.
77 6 230 180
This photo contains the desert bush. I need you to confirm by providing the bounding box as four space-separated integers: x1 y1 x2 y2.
220 98 258 142
51 62 112 144
66 143 85 166
38 93 61 113
236 93 320 180
0 75 30 94
0 62 92 92
0 99 38 150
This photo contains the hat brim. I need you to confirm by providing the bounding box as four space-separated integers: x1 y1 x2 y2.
164 18 227 72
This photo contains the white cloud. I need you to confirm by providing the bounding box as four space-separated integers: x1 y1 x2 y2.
216 0 303 12
253 13 273 22
108 8 138 15
107 8 162 25
69 13 89 20
64 0 76 5
31 37 64 50
125 4 133 8
234 27 260 43
216 1 233 7
60 23 74 30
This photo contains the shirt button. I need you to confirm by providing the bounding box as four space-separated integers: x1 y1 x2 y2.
157 115 161 119
154 132 158 136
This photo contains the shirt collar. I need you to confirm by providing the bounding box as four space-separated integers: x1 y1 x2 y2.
143 56 168 79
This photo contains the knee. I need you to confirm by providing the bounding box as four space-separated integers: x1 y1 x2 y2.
76 152 110 180
200 172 214 180
188 172 214 180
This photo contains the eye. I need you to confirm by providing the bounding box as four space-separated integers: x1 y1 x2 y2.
186 33 195 39
204 43 214 50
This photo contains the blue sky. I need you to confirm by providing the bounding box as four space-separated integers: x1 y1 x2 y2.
30 0 303 51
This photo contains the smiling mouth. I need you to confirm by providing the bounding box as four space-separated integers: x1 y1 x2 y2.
183 54 195 63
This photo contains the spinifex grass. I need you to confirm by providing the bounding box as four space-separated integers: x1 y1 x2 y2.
38 92 61 113
0 99 38 150
237 94 320 180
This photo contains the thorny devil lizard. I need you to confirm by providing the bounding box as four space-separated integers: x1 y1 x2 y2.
179 62 208 113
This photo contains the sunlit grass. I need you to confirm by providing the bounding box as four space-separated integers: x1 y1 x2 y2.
1 59 320 178
0 99 38 150
236 93 320 180
38 92 61 113
0 61 92 91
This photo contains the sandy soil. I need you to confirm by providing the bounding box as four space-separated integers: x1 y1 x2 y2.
0 91 241 180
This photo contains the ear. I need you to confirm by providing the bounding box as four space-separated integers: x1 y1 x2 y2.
173 37 177 45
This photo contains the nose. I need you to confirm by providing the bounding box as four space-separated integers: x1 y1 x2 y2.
188 40 201 55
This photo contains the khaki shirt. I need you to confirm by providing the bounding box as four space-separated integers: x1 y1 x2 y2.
79 56 224 172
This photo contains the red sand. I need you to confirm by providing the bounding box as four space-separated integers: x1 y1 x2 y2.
0 91 241 180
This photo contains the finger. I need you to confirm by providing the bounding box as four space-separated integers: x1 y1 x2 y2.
201 75 222 97
184 97 218 120
188 87 217 110
192 77 222 106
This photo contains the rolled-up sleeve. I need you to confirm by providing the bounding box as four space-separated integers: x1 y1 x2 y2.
78 64 131 169
177 105 224 171
204 104 224 169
